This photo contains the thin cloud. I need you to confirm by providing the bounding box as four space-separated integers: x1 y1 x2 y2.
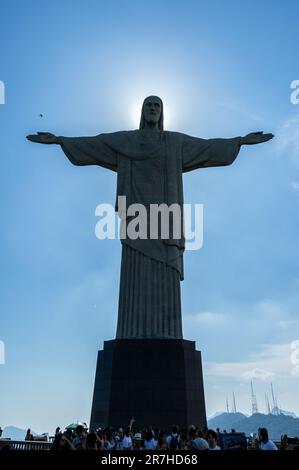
205 342 293 381
277 319 299 329
242 368 274 381
217 100 266 124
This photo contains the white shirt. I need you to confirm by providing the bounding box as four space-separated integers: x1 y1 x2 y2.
122 435 132 449
260 440 278 450
144 438 156 450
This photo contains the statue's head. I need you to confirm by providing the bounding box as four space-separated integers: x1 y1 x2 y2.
139 95 164 130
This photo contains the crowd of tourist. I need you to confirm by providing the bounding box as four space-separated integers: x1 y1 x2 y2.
49 423 281 451
2 421 299 451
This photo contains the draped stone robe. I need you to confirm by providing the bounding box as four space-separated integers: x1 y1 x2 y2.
60 129 241 339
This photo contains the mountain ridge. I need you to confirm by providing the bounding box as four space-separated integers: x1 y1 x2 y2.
208 412 299 440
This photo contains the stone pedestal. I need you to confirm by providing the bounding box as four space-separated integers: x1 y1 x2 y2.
90 339 206 430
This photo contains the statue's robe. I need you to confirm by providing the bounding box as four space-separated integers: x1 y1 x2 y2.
60 129 241 338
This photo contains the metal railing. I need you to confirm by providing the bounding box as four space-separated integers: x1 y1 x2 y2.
0 439 52 451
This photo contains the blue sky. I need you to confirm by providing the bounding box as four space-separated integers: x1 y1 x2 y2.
1 0 299 433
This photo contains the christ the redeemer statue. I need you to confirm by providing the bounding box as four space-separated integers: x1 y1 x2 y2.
27 96 273 340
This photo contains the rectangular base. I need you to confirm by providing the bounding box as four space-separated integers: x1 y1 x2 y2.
90 339 207 430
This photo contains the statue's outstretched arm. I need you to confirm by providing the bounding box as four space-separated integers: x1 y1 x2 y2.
26 132 60 144
182 131 274 173
240 131 274 145
27 132 117 171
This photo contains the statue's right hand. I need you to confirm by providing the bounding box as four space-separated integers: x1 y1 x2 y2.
26 132 60 144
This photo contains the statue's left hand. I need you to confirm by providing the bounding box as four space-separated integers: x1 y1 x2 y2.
241 131 274 145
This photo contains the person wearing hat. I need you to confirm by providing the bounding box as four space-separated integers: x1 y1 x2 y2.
132 433 144 450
